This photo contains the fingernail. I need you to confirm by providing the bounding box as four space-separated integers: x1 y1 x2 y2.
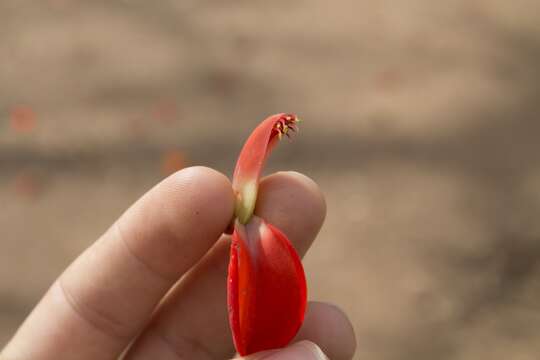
256 341 328 360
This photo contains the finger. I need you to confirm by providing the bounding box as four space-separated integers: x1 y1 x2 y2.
295 302 357 360
1 167 234 360
124 171 326 359
238 303 356 360
237 340 329 360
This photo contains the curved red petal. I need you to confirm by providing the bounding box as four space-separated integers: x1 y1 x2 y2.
232 113 299 224
227 216 307 356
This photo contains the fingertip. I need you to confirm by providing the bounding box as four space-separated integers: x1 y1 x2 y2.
169 165 230 186
256 171 326 256
163 166 235 229
168 166 234 207
278 171 327 221
119 166 234 279
319 304 357 360
296 302 357 360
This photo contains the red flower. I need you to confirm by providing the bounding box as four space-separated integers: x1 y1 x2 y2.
228 114 307 356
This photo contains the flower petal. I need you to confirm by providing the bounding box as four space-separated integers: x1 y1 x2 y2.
232 113 300 224
228 216 307 356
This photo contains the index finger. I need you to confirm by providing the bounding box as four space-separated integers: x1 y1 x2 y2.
2 166 234 360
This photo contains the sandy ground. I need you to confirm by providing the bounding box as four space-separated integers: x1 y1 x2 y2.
1 1 540 359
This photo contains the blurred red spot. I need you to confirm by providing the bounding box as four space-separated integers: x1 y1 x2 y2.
10 106 37 133
153 100 178 124
128 116 146 136
374 68 403 92
161 150 187 176
13 173 43 199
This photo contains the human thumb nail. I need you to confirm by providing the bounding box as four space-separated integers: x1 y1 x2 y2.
240 341 329 360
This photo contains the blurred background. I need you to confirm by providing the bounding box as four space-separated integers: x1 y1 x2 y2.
2 1 540 359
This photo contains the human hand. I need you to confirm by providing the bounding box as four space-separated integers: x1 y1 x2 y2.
1 167 356 359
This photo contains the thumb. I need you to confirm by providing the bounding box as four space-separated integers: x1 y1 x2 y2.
235 341 329 360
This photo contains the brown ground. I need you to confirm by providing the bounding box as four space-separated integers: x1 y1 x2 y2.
2 1 540 359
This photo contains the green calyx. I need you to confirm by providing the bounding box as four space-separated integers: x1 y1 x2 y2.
235 180 258 224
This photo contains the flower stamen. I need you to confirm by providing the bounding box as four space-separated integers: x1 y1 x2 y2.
272 114 300 141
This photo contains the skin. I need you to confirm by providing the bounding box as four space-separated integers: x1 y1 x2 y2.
1 167 356 360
